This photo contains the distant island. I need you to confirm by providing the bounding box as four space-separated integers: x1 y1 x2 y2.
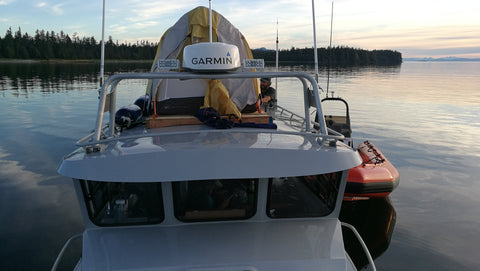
1 27 402 67
252 47 402 66
404 57 480 62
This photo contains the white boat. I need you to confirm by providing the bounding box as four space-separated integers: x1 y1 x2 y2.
53 6 376 271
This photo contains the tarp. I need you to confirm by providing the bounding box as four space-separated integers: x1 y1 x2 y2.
203 79 242 117
147 6 260 115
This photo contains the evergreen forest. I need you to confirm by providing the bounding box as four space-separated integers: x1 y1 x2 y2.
0 27 402 66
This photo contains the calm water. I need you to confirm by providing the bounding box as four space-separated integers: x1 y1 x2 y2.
1 61 479 270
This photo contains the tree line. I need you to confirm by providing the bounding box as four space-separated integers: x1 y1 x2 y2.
0 27 157 60
1 27 402 66
252 46 402 66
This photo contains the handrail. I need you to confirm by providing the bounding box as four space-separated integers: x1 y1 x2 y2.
274 104 345 138
77 127 344 148
275 104 307 126
76 124 110 145
93 71 328 142
51 233 83 271
341 222 377 271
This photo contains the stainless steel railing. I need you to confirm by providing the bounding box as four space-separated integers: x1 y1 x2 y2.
93 71 329 142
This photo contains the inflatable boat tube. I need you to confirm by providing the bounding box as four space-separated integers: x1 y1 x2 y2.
345 141 399 200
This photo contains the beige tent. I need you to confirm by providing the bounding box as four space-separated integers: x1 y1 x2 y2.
147 6 260 116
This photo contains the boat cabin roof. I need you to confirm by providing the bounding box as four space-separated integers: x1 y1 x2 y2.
58 71 361 183
57 70 361 271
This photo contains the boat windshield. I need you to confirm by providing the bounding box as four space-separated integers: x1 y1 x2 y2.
172 179 258 222
79 172 341 226
267 172 341 218
80 181 164 226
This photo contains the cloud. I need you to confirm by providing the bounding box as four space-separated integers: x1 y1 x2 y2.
13 0 474 59
34 1 64 15
110 1 198 22
327 23 480 58
0 0 12 5
109 24 129 35
51 3 64 15
0 147 50 190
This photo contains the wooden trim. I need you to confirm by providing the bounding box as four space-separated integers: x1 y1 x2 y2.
184 209 246 220
146 112 271 129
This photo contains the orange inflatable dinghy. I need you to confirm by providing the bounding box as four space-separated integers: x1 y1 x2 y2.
345 141 399 200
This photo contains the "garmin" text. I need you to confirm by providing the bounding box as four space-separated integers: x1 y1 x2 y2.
191 57 233 65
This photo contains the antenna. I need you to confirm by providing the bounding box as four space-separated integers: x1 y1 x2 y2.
329 1 334 48
209 0 213 43
275 18 279 91
100 0 106 86
311 0 319 83
326 1 334 95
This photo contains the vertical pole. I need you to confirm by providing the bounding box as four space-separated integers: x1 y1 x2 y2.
311 0 319 83
209 0 213 43
329 1 334 48
100 0 106 86
275 18 279 90
326 1 334 94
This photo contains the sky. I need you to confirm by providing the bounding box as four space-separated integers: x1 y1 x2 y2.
1 0 479 59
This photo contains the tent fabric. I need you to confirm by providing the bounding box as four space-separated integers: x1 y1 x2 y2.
147 6 260 114
203 79 242 117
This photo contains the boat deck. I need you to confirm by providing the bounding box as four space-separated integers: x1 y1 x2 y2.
80 219 349 271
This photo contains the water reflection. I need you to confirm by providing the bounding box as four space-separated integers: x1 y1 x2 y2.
275 63 402 75
340 197 396 270
0 61 151 95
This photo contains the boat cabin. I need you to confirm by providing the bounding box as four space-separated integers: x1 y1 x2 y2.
78 173 342 227
69 168 357 270
55 68 364 270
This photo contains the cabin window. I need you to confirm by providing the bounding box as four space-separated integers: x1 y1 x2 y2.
172 179 258 222
80 180 164 226
267 172 341 218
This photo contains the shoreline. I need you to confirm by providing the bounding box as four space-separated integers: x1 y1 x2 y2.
0 59 152 64
1 59 402 67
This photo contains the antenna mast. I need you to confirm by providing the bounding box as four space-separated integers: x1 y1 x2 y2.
100 0 106 86
275 18 279 91
326 1 334 95
209 0 213 43
311 0 319 83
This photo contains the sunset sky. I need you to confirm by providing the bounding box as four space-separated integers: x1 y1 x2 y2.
1 0 479 58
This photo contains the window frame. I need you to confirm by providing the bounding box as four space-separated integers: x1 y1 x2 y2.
266 172 341 219
172 178 259 222
80 180 165 227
